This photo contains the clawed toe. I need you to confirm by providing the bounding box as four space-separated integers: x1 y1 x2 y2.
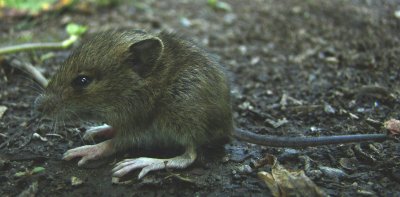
62 145 95 166
62 140 115 166
111 149 196 179
112 157 165 179
62 145 91 161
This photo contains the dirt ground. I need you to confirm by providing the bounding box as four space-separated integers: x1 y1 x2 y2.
1 0 400 196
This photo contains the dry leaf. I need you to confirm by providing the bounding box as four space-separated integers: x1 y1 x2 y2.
0 106 7 119
71 176 83 186
257 154 326 197
258 171 281 197
384 119 400 135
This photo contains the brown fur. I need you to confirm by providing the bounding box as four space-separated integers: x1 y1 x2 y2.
36 29 233 153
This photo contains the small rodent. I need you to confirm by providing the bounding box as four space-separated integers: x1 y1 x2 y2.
34 29 388 180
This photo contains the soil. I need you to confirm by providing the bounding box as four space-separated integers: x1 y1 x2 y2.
1 0 400 196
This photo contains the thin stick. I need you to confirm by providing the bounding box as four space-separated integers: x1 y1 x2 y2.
10 59 48 87
0 43 63 55
0 35 78 55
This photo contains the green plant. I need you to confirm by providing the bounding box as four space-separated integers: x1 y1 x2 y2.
0 23 87 55
1 0 57 14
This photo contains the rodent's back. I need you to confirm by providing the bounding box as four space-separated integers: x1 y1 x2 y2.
127 32 233 148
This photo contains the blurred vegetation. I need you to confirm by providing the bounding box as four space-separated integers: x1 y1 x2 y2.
0 23 87 55
207 0 232 11
0 0 121 16
0 0 231 17
0 0 57 15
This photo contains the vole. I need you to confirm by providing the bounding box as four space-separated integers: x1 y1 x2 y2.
34 29 388 180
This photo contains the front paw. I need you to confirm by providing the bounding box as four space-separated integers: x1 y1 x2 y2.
63 140 115 166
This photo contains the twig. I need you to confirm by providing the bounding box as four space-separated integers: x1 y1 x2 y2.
0 43 64 55
0 132 20 149
9 58 48 87
45 133 64 139
0 35 78 55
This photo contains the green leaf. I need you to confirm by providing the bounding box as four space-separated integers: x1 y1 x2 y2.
66 23 88 36
3 0 56 14
15 171 27 177
215 1 232 11
40 52 55 62
31 166 45 174
207 0 217 7
207 0 232 12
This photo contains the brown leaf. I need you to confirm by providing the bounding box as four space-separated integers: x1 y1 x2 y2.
257 154 326 197
384 119 400 135
0 106 7 119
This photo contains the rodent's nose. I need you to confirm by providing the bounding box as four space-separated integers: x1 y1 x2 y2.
33 95 45 114
33 94 59 117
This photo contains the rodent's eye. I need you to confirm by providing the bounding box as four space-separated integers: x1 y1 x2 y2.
71 75 92 89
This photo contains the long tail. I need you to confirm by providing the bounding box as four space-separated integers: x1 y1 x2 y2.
233 128 388 148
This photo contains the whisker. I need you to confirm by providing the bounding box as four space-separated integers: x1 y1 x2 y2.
7 58 48 87
62 119 66 131
65 109 88 145
14 70 45 94
19 75 44 92
26 114 40 128
56 118 61 134
60 118 69 139
27 85 44 96
51 119 56 134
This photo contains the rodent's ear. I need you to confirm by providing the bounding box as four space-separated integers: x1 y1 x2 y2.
128 37 164 76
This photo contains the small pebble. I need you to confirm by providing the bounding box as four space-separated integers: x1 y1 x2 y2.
32 133 48 142
356 108 365 113
307 170 323 178
180 17 192 27
310 126 323 132
221 155 230 163
395 10 400 18
0 106 7 119
71 176 83 186
238 164 252 174
238 45 247 55
319 166 347 180
233 174 241 180
223 13 236 24
279 148 300 159
250 56 260 65
324 103 336 114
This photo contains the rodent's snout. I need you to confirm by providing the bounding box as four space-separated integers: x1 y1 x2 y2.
33 95 45 114
33 94 53 116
